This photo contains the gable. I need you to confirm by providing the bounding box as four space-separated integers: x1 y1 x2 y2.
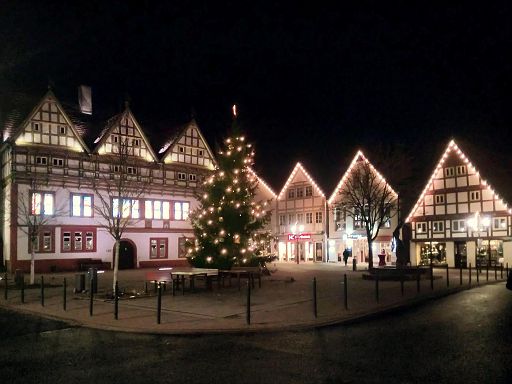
328 151 398 205
278 162 325 200
95 109 158 162
162 121 215 169
248 167 276 201
406 140 511 221
13 92 88 153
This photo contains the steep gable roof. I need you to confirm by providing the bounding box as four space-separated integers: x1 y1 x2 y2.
277 162 325 200
248 167 277 199
328 150 398 205
405 139 512 222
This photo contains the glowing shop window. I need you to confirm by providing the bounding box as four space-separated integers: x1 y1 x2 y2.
31 192 54 215
74 232 83 250
145 201 153 219
83 196 92 217
43 232 52 251
63 232 71 251
72 195 82 216
86 232 94 250
174 202 190 220
154 200 162 219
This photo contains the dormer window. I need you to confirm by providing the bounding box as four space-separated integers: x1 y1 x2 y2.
35 156 47 165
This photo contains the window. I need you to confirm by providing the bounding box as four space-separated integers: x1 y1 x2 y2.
435 194 445 204
305 186 313 197
32 122 40 132
178 237 192 258
452 220 466 232
150 238 168 259
179 146 184 153
493 217 507 230
279 215 286 226
112 198 140 219
315 212 323 223
59 126 67 135
112 135 119 143
382 205 391 228
288 214 295 225
113 165 121 173
416 222 427 233
127 166 137 175
145 200 170 220
333 207 341 222
433 221 444 233
71 194 93 217
177 172 187 180
456 165 466 175
444 167 455 177
189 174 197 181
35 156 47 165
29 228 54 253
288 189 295 199
306 212 313 224
133 139 140 147
52 158 64 167
470 191 480 201
354 208 362 229
174 201 190 220
296 188 304 198
297 213 304 224
198 150 204 156
31 192 54 215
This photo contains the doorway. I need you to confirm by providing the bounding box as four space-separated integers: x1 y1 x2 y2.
454 241 467 268
115 240 137 269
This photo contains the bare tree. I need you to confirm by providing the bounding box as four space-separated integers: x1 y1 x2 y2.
91 139 150 293
338 159 397 270
17 176 65 284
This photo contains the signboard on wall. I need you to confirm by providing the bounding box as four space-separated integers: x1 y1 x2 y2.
288 233 312 241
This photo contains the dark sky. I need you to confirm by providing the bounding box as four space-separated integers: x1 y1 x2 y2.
2 1 512 211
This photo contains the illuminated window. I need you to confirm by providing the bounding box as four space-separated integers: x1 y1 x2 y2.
433 221 444 233
71 194 93 217
305 212 313 224
174 201 190 220
74 232 83 250
29 228 54 253
452 220 466 232
145 200 170 220
31 192 54 215
305 186 312 197
112 198 140 219
178 237 190 258
61 228 96 252
493 217 507 230
416 222 427 233
150 238 168 259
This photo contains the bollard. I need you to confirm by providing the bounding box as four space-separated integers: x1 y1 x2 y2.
41 276 45 307
154 280 158 293
507 263 509 278
375 271 379 303
477 264 480 285
430 264 434 291
416 266 420 293
21 278 25 304
494 266 497 281
469 263 472 286
144 281 148 294
246 280 251 325
114 281 119 320
353 258 357 271
157 282 162 324
446 265 449 287
63 278 67 311
343 274 348 310
313 277 317 318
459 265 463 286
89 277 94 316
4 273 7 300
486 264 489 281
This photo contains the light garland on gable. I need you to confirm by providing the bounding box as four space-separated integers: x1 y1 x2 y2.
405 139 512 222
247 167 277 198
277 162 325 200
327 150 398 205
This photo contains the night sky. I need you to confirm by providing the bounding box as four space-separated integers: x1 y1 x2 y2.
2 1 512 212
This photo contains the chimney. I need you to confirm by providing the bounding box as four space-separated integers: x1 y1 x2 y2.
78 85 92 115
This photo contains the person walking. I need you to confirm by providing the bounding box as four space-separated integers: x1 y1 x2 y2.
342 249 350 266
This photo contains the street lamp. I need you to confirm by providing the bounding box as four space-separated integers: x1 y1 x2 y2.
290 224 304 264
468 212 491 268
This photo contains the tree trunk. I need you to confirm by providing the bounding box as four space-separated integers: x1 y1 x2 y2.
112 239 120 293
367 240 373 270
30 250 35 285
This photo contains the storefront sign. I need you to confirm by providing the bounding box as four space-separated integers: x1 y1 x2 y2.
288 233 312 241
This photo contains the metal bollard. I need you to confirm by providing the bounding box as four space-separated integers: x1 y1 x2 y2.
416 266 420 293
486 264 489 281
114 281 119 320
343 274 348 310
313 277 317 318
144 281 148 294
477 264 480 285
4 273 7 300
246 280 251 325
446 265 449 287
501 264 504 279
352 258 357 271
21 278 25 304
469 263 472 286
89 277 94 316
459 265 463 285
157 282 162 324
375 271 379 303
41 276 45 307
63 278 67 311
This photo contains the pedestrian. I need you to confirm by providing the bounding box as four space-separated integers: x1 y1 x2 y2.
342 249 349 266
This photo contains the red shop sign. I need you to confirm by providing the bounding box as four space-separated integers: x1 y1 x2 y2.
288 233 312 241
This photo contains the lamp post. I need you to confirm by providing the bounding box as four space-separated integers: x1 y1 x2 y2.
468 212 490 268
290 224 304 264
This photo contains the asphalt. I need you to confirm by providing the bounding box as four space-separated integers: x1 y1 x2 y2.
0 262 508 335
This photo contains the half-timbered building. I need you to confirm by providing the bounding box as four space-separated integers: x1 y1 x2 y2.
406 140 512 267
327 151 399 265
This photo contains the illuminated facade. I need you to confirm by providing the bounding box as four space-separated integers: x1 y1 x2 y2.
406 140 512 267
0 90 215 272
327 151 399 265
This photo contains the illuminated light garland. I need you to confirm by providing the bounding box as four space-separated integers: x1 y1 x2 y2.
327 150 398 205
277 162 325 200
405 139 511 222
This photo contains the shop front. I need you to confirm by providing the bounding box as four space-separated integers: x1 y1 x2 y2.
277 233 324 263
328 234 395 265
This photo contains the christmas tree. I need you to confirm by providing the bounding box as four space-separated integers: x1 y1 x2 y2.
187 116 272 269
